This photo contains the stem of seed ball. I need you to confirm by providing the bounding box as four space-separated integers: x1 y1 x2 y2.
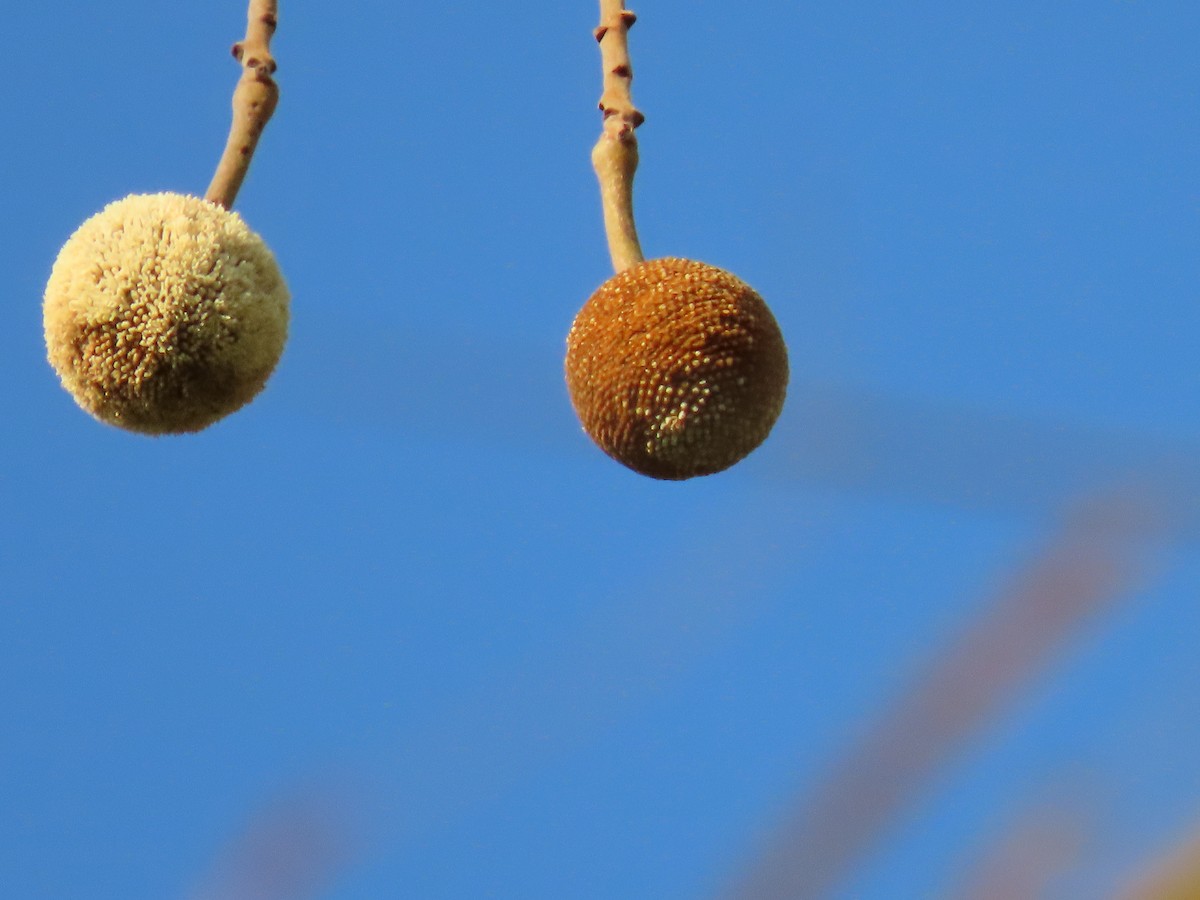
206 0 280 210
592 0 645 274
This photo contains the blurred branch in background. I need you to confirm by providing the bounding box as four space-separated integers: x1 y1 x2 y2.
721 489 1169 900
945 804 1088 900
1121 826 1200 900
285 325 1200 898
293 325 1200 528
769 383 1200 527
186 787 360 900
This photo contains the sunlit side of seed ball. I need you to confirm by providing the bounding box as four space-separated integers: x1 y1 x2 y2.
43 192 289 434
565 257 789 480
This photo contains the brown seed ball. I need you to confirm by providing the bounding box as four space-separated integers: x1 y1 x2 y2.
565 257 789 480
43 192 289 434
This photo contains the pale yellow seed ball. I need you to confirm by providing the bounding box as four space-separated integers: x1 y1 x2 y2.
43 192 290 434
565 257 789 480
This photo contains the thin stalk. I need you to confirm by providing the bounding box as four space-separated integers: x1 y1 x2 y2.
592 0 645 273
206 0 280 209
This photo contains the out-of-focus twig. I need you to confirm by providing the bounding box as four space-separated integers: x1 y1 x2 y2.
723 490 1166 900
945 805 1087 900
1120 828 1200 900
186 789 358 900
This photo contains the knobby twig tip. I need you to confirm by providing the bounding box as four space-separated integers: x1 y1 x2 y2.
206 0 280 210
593 0 645 273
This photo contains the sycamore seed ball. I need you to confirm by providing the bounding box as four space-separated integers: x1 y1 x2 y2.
565 257 789 480
43 192 289 434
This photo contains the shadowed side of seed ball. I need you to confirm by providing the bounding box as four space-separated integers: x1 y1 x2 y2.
43 192 289 434
565 257 789 480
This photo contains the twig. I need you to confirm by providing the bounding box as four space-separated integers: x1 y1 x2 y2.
1121 828 1200 900
592 0 645 273
187 787 359 900
947 805 1086 900
206 0 280 209
723 490 1164 900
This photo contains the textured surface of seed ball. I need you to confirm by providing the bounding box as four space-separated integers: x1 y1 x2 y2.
565 257 789 480
43 192 290 434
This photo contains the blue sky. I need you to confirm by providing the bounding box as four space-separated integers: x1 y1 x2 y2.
3 1 1199 898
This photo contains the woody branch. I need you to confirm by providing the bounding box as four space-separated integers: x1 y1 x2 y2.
206 0 280 209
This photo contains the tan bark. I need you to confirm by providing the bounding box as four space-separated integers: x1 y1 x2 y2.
206 0 280 209
592 0 645 273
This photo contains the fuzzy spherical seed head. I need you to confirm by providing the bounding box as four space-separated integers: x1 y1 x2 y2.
565 257 789 480
43 192 290 434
